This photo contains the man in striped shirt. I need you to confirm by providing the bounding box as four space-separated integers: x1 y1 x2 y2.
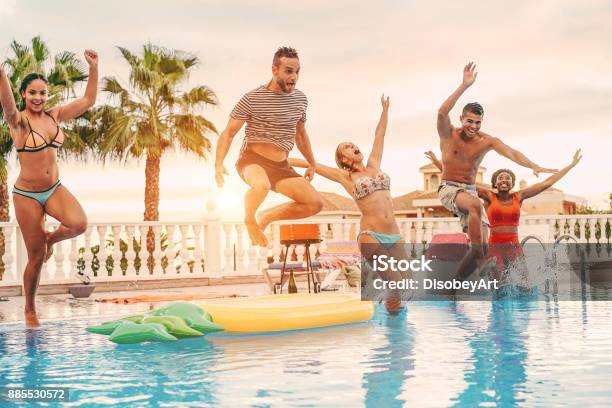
215 47 323 246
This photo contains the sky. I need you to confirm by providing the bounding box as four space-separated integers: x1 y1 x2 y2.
1 0 611 221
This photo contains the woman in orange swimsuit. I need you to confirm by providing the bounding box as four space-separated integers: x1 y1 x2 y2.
0 50 98 327
427 149 582 278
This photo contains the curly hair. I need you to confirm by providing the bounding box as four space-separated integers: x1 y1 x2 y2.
491 168 516 189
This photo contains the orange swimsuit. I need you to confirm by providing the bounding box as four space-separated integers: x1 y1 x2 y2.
486 192 523 266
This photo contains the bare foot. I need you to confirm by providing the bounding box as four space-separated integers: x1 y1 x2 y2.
256 210 272 233
245 220 268 247
25 310 41 328
44 231 54 262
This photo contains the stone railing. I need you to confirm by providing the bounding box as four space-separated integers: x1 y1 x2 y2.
0 201 610 288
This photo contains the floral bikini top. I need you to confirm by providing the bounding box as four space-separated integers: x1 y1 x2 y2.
16 112 64 153
352 172 391 200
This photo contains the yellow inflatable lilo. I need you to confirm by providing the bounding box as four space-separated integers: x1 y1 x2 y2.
198 293 373 334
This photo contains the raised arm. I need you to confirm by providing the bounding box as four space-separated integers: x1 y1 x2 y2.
295 120 316 181
490 137 558 176
366 94 389 170
424 150 443 171
518 149 582 202
53 50 98 122
214 117 245 187
288 157 348 184
437 62 477 139
0 65 20 129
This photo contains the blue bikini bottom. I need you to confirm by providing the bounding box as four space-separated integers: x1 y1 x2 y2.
358 230 402 250
13 180 61 208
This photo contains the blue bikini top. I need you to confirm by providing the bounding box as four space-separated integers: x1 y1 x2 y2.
352 172 391 200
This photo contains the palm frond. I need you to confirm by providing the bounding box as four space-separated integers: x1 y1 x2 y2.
0 125 14 158
102 76 138 108
130 65 159 94
181 85 219 110
117 46 139 67
167 113 215 158
48 52 88 91
98 113 139 160
58 127 90 160
159 54 186 77
31 36 50 64
10 40 30 60
182 56 199 70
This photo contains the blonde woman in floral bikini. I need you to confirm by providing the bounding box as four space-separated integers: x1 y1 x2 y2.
290 95 409 313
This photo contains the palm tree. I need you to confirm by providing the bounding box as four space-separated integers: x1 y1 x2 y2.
93 44 218 269
0 36 89 279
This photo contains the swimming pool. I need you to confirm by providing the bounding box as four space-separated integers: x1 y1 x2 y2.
1 300 611 407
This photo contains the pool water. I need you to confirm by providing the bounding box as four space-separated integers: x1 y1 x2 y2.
1 300 611 407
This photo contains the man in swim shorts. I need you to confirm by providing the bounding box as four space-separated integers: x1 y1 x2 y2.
215 47 323 246
436 62 558 278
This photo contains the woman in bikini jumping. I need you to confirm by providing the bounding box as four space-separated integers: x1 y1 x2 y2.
0 49 98 327
290 95 409 313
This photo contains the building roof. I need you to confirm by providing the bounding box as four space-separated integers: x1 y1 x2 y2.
319 192 359 212
419 163 440 171
413 191 439 200
392 190 424 211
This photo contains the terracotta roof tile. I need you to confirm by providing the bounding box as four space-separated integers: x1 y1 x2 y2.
392 190 424 211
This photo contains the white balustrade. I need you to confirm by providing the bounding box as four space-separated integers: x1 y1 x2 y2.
124 225 137 278
96 225 108 280
54 240 66 281
193 224 204 275
152 225 164 276
110 225 122 278
1 224 17 284
222 223 233 274
1 214 610 289
165 224 176 275
137 225 148 278
179 224 190 274
235 224 245 274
